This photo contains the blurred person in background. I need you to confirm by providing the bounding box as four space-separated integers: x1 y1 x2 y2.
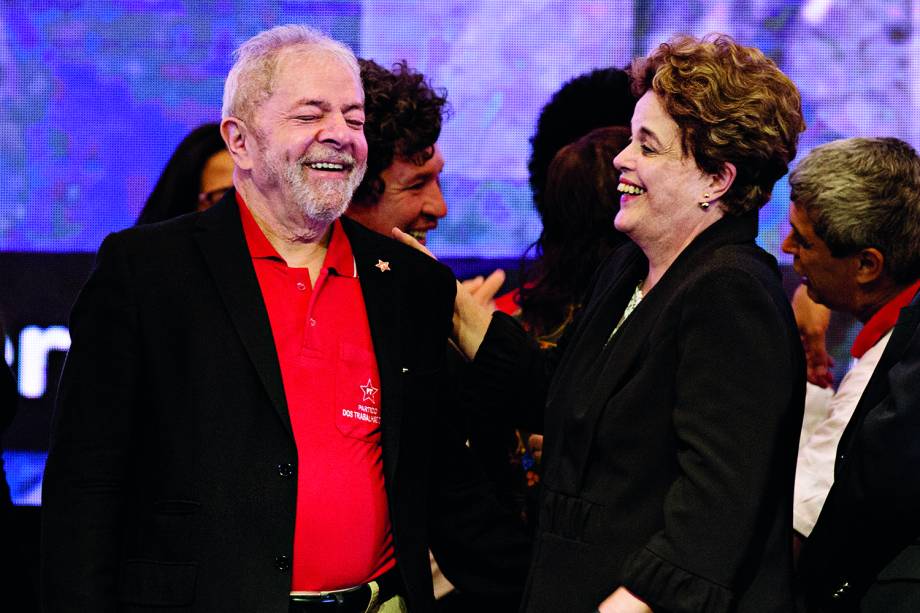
492 126 633 530
494 69 637 530
505 126 633 343
136 122 233 225
527 67 636 220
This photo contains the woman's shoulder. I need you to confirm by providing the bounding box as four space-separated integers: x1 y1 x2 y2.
698 243 782 292
596 240 644 280
678 243 793 326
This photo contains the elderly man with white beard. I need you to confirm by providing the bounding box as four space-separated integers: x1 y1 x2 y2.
41 24 526 613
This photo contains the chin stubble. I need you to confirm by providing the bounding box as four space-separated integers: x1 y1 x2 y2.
283 154 367 225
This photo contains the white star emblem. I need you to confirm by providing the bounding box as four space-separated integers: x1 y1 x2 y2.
360 378 379 403
375 259 391 272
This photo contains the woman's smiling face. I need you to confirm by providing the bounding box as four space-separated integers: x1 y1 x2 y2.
612 91 714 252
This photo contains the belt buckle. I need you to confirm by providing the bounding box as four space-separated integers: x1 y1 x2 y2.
290 583 371 611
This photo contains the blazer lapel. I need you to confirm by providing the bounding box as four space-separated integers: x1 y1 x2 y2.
342 218 404 483
193 194 292 437
553 213 763 487
549 246 646 416
546 249 647 487
839 290 920 451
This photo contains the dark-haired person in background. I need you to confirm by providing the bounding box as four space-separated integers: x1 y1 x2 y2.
494 72 637 531
135 122 233 225
346 59 447 245
527 67 635 220
506 126 632 342
491 126 633 531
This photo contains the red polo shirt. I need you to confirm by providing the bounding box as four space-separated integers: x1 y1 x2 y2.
238 196 395 591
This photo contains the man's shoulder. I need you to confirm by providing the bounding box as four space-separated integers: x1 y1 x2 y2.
341 216 454 283
105 210 202 250
91 210 221 286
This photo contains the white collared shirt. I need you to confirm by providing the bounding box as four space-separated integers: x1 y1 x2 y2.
793 329 893 536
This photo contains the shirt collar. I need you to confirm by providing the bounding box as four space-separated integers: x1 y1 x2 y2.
851 278 920 358
325 217 358 278
237 192 357 277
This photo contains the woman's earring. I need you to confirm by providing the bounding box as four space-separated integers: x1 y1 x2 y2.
699 193 711 210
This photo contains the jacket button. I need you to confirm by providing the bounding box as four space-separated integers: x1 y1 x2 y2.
277 463 294 478
275 555 291 572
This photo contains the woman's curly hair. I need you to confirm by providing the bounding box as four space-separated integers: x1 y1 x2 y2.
630 34 806 215
351 59 449 206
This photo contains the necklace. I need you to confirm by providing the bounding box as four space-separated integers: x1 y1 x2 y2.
606 280 645 344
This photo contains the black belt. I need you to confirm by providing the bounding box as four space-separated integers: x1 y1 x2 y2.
289 567 403 612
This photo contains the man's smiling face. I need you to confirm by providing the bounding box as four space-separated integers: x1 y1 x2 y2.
248 47 368 225
347 145 446 245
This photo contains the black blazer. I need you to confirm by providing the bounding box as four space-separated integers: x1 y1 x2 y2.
41 194 529 612
799 289 920 612
472 213 805 613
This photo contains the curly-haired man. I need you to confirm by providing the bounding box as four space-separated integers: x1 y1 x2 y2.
346 59 448 246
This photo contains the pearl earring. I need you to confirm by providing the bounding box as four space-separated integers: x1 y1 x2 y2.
699 193 711 210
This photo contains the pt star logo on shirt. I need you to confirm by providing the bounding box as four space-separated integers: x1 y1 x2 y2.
375 259 390 272
360 378 379 404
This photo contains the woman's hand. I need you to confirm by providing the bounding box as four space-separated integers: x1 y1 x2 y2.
791 284 834 388
597 587 653 613
392 227 495 360
459 269 506 311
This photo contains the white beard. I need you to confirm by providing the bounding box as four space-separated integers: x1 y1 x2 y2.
265 147 367 229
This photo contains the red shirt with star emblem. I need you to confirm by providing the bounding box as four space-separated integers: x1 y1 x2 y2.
238 195 395 591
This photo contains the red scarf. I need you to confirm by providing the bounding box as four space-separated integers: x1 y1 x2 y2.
851 278 920 358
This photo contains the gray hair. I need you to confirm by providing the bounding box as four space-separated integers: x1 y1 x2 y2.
790 137 920 283
221 24 360 123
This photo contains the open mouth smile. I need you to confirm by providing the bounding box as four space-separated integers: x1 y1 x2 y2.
408 229 431 244
306 161 350 172
617 181 646 196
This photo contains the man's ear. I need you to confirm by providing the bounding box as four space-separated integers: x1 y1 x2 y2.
707 161 737 202
221 117 255 171
854 247 885 285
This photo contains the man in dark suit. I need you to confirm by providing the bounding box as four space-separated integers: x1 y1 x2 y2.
41 24 526 613
781 137 920 611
